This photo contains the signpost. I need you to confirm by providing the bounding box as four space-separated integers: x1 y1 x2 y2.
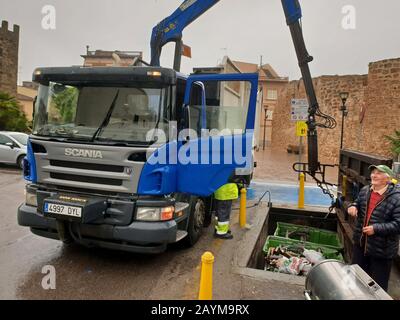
291 98 308 122
291 99 309 180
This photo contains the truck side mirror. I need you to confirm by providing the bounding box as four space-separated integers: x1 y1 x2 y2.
182 105 190 129
193 81 206 130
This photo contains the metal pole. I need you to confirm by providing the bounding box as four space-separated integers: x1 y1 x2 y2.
239 188 247 228
298 173 305 209
298 136 302 180
263 109 267 150
340 107 345 150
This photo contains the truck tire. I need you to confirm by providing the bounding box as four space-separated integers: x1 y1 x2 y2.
183 197 205 247
202 196 213 228
17 155 25 169
62 238 74 245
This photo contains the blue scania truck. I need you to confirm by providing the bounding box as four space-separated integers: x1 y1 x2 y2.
18 0 328 253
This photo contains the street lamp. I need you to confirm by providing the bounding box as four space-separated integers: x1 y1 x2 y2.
339 92 349 150
263 105 268 150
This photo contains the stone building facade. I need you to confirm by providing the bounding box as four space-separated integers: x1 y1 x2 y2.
232 60 288 147
17 82 38 121
271 58 400 164
194 57 288 148
81 47 143 67
0 20 19 97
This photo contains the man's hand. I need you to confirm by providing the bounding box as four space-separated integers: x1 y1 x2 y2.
348 206 358 217
363 226 375 236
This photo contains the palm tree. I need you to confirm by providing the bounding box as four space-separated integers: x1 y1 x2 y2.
385 130 400 162
0 91 29 132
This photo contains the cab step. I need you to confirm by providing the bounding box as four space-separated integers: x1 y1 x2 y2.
176 230 188 242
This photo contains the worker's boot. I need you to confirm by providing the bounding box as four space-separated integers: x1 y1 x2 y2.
214 232 233 240
214 229 231 235
214 220 232 239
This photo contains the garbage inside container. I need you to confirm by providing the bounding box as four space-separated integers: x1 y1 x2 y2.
263 236 343 276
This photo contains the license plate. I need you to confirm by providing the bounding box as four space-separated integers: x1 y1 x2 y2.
44 202 82 218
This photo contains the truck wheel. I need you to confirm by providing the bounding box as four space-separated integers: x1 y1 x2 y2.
17 155 25 169
62 238 74 245
202 196 213 228
183 197 205 247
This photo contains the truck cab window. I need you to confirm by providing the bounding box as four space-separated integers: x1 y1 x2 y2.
188 83 203 135
32 82 170 144
204 80 251 135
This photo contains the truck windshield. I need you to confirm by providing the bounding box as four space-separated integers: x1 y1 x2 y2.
32 82 170 143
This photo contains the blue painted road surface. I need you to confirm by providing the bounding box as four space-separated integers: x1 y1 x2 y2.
249 180 336 207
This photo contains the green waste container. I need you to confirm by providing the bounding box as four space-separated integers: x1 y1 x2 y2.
263 236 344 261
274 222 343 251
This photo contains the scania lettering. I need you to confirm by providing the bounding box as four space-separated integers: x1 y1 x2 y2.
64 148 103 159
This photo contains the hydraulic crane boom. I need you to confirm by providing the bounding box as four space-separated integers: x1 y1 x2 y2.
281 0 318 175
150 0 220 71
150 0 336 177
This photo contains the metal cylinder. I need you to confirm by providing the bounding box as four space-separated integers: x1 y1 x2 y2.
305 260 392 300
393 162 400 177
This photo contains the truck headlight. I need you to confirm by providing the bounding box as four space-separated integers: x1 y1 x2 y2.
25 188 37 207
136 206 174 221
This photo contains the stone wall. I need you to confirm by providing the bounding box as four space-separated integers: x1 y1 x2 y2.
271 58 400 164
0 20 19 97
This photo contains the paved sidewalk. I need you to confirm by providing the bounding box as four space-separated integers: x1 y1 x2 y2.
254 147 338 185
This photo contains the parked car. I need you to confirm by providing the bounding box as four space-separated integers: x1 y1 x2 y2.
0 131 29 169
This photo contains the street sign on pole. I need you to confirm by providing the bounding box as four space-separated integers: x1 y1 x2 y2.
291 99 308 121
296 121 308 137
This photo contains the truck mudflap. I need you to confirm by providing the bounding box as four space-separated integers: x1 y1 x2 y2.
18 203 179 254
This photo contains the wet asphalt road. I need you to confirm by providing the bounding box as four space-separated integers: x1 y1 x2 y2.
0 164 212 300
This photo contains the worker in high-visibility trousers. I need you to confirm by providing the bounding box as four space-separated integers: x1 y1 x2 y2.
213 183 239 239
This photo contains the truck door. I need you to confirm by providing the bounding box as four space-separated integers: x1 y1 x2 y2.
177 73 259 196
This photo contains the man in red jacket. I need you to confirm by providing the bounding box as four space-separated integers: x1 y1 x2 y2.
348 165 400 291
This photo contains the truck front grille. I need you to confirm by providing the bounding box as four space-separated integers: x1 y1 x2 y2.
31 139 147 194
49 160 124 173
50 172 123 186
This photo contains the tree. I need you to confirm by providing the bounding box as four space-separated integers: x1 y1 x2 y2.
385 130 400 162
0 91 29 132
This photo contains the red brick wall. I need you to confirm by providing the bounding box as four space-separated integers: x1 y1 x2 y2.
271 58 400 164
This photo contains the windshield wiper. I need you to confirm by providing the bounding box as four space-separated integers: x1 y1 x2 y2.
95 138 157 147
91 90 120 142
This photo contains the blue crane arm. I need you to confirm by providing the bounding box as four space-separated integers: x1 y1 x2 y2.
281 0 302 25
149 0 302 70
150 0 220 70
149 0 335 175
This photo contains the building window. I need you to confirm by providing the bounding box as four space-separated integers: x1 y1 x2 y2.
267 89 278 100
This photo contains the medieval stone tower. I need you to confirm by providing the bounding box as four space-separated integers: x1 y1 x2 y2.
0 20 19 97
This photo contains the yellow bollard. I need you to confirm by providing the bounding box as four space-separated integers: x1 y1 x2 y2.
198 251 214 300
342 175 347 198
298 173 305 209
239 188 247 228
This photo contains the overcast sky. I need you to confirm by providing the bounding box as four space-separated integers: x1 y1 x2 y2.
1 0 399 83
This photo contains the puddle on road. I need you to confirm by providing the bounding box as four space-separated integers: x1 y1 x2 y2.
17 243 162 299
15 238 201 300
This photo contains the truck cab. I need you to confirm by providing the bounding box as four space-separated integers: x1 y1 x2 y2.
18 66 258 253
